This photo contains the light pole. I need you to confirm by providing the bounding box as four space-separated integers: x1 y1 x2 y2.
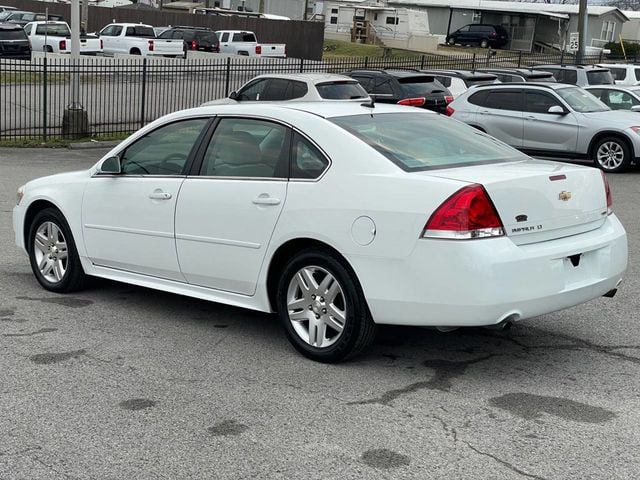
577 0 587 64
63 0 88 138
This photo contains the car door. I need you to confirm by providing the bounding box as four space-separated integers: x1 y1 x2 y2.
82 118 210 281
175 117 290 295
477 88 524 148
522 90 578 154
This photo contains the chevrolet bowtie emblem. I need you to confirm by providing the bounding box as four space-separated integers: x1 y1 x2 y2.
558 191 572 201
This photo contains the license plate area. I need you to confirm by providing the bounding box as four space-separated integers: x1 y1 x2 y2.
562 250 598 287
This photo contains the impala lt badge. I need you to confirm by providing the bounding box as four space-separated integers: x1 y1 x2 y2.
559 191 572 201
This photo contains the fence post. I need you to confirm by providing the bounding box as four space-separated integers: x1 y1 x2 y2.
224 57 231 97
42 57 48 141
598 50 603 63
560 50 565 66
140 58 147 129
517 51 522 68
299 57 304 73
364 56 369 69
420 55 425 70
472 53 476 70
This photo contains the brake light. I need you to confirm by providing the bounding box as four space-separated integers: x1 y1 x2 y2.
255 45 262 55
398 97 426 107
148 40 154 52
445 105 455 116
601 171 613 215
59 39 66 51
191 40 197 50
490 32 497 38
422 184 504 240
445 95 454 104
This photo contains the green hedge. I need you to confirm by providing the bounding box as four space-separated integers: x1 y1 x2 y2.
604 40 640 56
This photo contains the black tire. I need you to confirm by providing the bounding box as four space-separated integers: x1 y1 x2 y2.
480 39 489 48
276 248 377 363
27 208 86 293
447 37 456 46
592 136 631 173
130 48 141 56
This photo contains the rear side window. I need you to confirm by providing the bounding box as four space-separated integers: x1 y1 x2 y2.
291 81 308 99
485 90 522 111
0 29 27 40
261 79 291 101
291 133 329 179
635 69 640 81
587 70 614 85
608 67 627 81
468 90 490 107
563 70 578 84
316 81 366 99
331 112 525 171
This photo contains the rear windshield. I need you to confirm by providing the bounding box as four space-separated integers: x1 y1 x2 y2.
529 73 556 82
0 29 27 40
316 81 368 99
232 32 256 42
330 112 525 171
35 24 70 36
465 76 497 86
126 26 155 38
587 70 614 85
398 76 444 95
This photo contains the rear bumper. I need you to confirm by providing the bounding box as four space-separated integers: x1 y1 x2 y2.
350 214 627 326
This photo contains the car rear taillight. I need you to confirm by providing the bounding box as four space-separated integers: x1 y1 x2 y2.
191 40 197 50
148 40 154 52
490 32 497 38
398 97 426 107
422 184 504 240
255 45 262 55
601 171 613 215
445 105 455 116
445 95 454 104
59 39 66 51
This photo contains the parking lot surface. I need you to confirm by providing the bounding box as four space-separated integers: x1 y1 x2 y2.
1 147 639 479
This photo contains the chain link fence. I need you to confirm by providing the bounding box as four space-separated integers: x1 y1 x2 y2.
0 51 611 141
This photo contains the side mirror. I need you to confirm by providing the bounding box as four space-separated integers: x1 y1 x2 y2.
547 105 565 115
98 156 121 174
631 105 640 112
229 91 238 100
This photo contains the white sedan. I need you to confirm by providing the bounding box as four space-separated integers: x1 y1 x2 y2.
13 103 628 362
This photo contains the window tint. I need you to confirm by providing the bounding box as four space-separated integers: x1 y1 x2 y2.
201 118 289 178
291 81 308 99
316 81 367 99
349 75 373 90
121 119 208 175
485 90 522 111
261 79 291 100
386 16 398 25
331 112 525 171
434 75 451 88
373 79 394 95
468 90 490 107
232 32 256 42
158 30 172 39
36 24 69 36
125 26 155 38
236 79 269 101
525 91 561 114
564 70 578 84
291 133 329 179
219 32 229 42
635 69 640 81
458 26 470 32
586 70 614 85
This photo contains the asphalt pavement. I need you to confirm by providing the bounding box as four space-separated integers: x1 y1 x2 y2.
1 147 639 479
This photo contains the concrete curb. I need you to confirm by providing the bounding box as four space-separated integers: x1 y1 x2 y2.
68 141 120 150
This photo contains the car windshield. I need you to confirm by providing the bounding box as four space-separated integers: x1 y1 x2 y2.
330 112 525 171
316 81 368 99
556 86 610 113
587 70 614 85
0 29 26 40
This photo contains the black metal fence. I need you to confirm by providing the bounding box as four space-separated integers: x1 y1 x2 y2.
0 51 609 142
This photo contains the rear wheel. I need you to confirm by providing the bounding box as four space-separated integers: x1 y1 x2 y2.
28 208 86 293
276 248 376 363
480 39 490 48
593 136 631 173
447 37 456 46
130 48 141 56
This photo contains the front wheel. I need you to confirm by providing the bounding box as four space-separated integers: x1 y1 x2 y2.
447 37 456 46
276 249 376 363
593 136 631 173
480 39 489 48
28 208 86 293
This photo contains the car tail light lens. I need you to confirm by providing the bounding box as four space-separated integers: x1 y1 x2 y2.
445 105 455 116
191 40 197 50
601 171 613 215
256 45 262 55
59 39 66 51
490 32 497 38
422 184 504 240
445 95 454 104
398 97 426 107
148 40 154 51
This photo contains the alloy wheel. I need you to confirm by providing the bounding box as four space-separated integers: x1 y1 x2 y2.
33 221 68 283
597 141 625 170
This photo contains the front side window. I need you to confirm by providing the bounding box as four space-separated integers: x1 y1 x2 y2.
331 112 525 171
200 118 288 178
120 119 208 175
525 91 561 114
236 79 269 101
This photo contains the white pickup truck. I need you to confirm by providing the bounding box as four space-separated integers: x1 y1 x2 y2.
216 30 286 58
23 21 102 55
98 23 183 57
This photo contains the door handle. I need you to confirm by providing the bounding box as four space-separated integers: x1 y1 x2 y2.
252 196 281 206
149 191 172 200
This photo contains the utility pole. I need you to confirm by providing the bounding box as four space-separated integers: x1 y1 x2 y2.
62 0 88 138
577 0 587 64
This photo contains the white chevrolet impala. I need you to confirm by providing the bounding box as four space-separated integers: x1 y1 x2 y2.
13 103 628 362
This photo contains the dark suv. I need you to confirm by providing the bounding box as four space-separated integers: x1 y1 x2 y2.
158 26 219 55
342 70 453 114
0 23 30 59
446 24 509 49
